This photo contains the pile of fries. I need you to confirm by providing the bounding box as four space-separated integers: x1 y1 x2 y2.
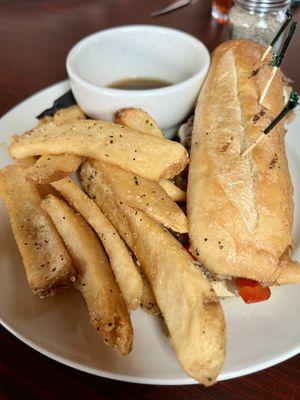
0 105 225 386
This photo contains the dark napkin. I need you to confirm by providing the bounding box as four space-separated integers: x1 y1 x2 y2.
37 90 76 119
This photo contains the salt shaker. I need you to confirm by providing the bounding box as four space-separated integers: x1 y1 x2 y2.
229 0 291 46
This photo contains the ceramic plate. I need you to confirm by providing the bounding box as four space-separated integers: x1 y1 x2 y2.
0 81 299 385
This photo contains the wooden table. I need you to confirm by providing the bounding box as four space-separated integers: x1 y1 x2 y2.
0 1 299 399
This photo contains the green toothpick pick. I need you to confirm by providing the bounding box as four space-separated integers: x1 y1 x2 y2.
261 9 293 61
243 90 299 157
269 21 297 67
260 21 297 105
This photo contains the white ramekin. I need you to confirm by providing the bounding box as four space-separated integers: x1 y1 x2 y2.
66 25 210 136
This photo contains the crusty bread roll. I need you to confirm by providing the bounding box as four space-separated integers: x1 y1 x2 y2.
187 39 300 285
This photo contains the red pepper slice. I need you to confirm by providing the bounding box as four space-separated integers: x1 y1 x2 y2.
182 242 197 261
235 278 271 304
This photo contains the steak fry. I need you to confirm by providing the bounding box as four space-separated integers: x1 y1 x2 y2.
0 165 75 298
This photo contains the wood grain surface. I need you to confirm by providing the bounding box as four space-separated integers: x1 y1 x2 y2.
0 1 299 399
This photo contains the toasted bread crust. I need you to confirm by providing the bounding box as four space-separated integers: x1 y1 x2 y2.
188 39 295 283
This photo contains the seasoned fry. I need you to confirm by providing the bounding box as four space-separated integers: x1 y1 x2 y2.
96 162 188 233
136 262 161 315
159 180 186 202
0 165 75 298
115 108 163 138
37 105 86 182
41 194 133 355
9 120 189 181
38 105 86 125
115 108 186 203
80 161 226 385
25 154 83 184
53 105 86 123
79 161 160 314
27 106 86 183
16 155 61 197
51 177 143 310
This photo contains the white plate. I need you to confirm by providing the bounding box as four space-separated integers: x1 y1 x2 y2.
0 81 300 385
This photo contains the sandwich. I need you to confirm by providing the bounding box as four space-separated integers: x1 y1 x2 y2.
185 39 300 303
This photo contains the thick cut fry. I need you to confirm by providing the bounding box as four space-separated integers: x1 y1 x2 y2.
159 180 186 202
136 262 160 315
115 108 186 203
53 105 86 123
33 106 86 183
34 105 86 183
16 154 61 197
0 165 75 298
38 105 86 125
78 162 160 314
51 177 143 309
115 108 163 138
9 120 188 181
25 154 83 184
41 194 133 355
96 162 188 233
80 161 226 386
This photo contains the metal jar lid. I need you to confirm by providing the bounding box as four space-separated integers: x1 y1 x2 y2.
235 0 291 12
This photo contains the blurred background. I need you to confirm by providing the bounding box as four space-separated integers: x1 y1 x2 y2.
1 0 299 118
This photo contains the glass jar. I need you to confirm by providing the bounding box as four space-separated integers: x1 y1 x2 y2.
229 0 291 46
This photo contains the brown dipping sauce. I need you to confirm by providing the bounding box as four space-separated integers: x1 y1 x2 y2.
108 77 172 90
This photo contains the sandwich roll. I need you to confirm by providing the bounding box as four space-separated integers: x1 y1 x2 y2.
188 39 300 285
